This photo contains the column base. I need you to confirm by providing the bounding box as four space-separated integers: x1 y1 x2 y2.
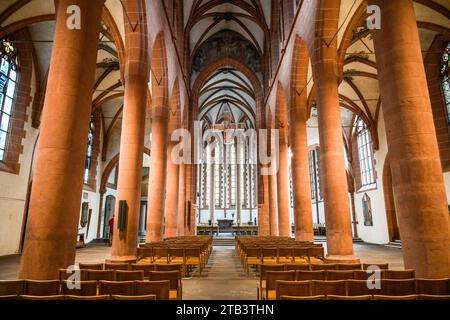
325 255 360 264
106 256 137 264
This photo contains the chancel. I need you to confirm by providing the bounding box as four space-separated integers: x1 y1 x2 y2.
0 0 449 303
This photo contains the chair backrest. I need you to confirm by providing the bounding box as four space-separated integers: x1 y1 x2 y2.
65 295 110 300
383 270 415 279
79 263 103 270
312 280 347 296
285 264 310 271
154 247 169 260
60 280 97 296
276 280 311 299
58 268 87 281
292 248 308 257
111 294 156 300
296 271 325 281
336 263 362 271
184 248 201 258
363 263 388 270
24 280 60 296
0 280 24 295
280 295 326 300
266 271 296 291
308 247 324 259
415 278 449 295
115 270 145 281
20 295 65 300
99 280 134 296
262 248 277 258
260 264 286 280
246 247 261 258
346 279 381 296
130 264 155 277
105 263 129 271
310 264 336 271
86 270 116 281
354 270 380 280
327 295 372 300
380 279 416 296
137 247 153 260
168 248 185 259
155 264 183 274
373 295 417 300
0 295 19 300
416 294 450 300
277 248 293 258
134 280 170 300
148 271 179 290
326 270 355 281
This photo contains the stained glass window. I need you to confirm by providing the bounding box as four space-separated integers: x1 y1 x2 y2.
356 118 375 186
0 38 17 161
84 119 94 183
441 42 450 123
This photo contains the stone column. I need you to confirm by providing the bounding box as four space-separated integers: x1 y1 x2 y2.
370 0 450 277
313 1 358 262
19 0 105 279
209 150 215 225
269 172 279 236
277 136 291 237
164 140 180 238
177 163 186 236
290 102 314 241
110 0 148 261
236 141 242 225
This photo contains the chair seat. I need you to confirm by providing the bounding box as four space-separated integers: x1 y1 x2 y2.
247 258 261 265
309 258 324 264
292 258 308 264
169 290 178 300
267 290 276 300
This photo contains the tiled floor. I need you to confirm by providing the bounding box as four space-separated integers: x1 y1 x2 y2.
0 242 404 300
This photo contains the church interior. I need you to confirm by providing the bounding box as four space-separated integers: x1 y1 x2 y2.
0 0 449 302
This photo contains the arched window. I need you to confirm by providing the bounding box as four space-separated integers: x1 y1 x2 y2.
0 38 18 161
84 118 94 184
441 42 450 122
356 118 375 186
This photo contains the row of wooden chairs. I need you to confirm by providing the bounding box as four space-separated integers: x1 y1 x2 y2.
268 279 450 300
280 294 450 300
0 279 177 300
259 263 389 273
72 263 183 278
0 294 157 300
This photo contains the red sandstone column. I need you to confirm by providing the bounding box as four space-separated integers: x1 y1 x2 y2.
258 173 271 235
177 163 186 236
313 0 358 262
110 0 148 261
164 140 180 238
290 102 314 241
277 136 291 237
370 0 450 277
19 0 105 279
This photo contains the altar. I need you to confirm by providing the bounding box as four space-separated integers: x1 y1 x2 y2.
217 219 234 233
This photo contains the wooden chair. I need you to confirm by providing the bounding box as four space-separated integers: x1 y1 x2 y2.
168 248 185 265
99 280 134 296
153 247 169 264
327 295 372 300
415 278 449 295
308 247 324 263
185 248 203 275
346 279 381 296
65 295 110 300
326 270 355 281
354 270 377 280
380 279 416 296
111 294 156 300
276 281 311 299
155 263 183 276
20 295 65 300
265 271 296 300
105 263 129 271
336 263 362 271
130 264 154 279
79 263 103 270
296 271 325 281
292 248 309 264
277 248 293 264
60 280 97 296
373 295 417 300
86 270 115 282
244 247 262 274
416 294 450 300
258 264 285 299
137 247 153 262
149 271 181 299
285 264 310 271
134 280 170 300
58 268 87 281
0 280 24 296
363 263 388 270
310 263 336 271
24 280 60 296
261 248 278 265
115 270 144 281
280 295 326 300
311 280 347 296
383 270 415 280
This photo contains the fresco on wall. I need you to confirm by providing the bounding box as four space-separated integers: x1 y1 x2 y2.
192 29 262 75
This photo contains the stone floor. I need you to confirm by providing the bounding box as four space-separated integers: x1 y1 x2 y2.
0 242 404 299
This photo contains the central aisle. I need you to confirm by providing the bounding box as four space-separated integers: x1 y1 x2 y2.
182 246 258 300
